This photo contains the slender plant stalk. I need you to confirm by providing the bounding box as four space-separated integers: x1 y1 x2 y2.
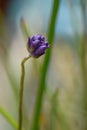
31 0 60 130
18 56 31 130
80 39 87 130
0 106 18 129
80 1 87 130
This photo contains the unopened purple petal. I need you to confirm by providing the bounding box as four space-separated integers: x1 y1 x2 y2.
36 45 47 53
31 40 40 48
41 36 45 41
44 42 49 47
35 34 41 40
32 45 47 57
31 36 35 41
32 51 45 58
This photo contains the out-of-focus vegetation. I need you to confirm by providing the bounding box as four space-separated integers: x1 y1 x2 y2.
0 0 87 130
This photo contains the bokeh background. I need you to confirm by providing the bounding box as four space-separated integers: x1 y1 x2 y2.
0 0 87 130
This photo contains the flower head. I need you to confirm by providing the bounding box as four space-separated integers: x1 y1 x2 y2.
27 34 49 58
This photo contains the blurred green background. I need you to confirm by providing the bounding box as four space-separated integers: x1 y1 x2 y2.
0 0 87 130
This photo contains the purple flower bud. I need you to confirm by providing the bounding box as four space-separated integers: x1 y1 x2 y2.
27 34 49 58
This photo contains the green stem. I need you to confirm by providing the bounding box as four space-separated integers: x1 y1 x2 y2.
18 56 31 130
0 106 18 129
31 0 60 130
80 1 87 130
80 36 87 130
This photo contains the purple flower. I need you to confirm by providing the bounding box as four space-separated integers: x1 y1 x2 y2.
27 34 49 58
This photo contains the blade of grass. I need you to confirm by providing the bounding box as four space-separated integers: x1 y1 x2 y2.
0 106 18 129
20 17 30 39
31 0 60 130
80 1 87 130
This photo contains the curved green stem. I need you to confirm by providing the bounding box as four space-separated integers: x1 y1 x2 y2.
31 0 60 130
0 106 18 129
18 56 31 130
